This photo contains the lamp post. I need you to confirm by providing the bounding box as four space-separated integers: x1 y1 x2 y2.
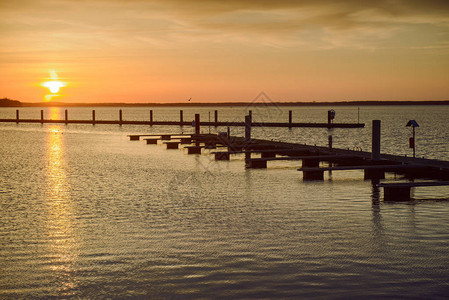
406 120 419 158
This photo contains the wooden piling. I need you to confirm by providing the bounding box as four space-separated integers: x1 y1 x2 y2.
180 110 183 123
214 110 218 126
289 110 292 128
16 110 19 123
302 159 324 180
92 110 96 124
119 109 123 125
245 114 252 166
40 110 44 123
65 109 68 125
150 110 153 124
195 114 200 135
372 120 381 161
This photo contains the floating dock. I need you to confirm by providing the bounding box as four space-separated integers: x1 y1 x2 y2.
128 117 449 202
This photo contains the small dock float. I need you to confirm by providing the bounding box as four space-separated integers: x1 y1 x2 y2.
164 141 180 149
247 154 359 169
128 133 191 141
143 138 158 144
377 181 449 201
297 164 425 180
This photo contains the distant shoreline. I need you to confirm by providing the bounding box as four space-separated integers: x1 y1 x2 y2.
2 98 449 107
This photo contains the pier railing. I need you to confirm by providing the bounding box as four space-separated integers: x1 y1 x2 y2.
1 109 364 128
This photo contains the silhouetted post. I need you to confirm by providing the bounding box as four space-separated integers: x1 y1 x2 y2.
92 110 96 124
372 120 381 161
194 113 200 135
65 109 68 124
327 110 335 128
150 110 153 124
227 126 230 138
245 115 251 143
245 114 252 166
119 109 123 125
289 110 292 128
16 110 19 123
40 110 44 123
214 110 218 126
180 110 183 123
328 135 333 151
249 110 252 119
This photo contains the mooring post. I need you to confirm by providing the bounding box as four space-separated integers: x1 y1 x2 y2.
328 135 333 151
119 109 123 126
372 120 381 161
92 110 96 125
195 113 200 135
249 110 252 119
289 110 292 128
65 109 68 125
150 110 153 124
16 110 19 123
180 110 183 124
227 126 230 138
245 114 252 166
40 110 44 123
214 110 218 126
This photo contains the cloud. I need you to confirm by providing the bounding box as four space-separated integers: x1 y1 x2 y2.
1 0 448 53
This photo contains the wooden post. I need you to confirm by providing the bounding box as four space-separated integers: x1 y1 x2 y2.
16 110 19 123
245 114 252 166
40 110 44 123
328 135 333 151
119 109 123 125
150 110 153 124
248 110 252 119
227 126 230 138
65 109 68 125
372 120 381 161
195 113 200 135
289 110 292 128
214 110 218 126
245 115 251 143
180 110 183 123
92 110 96 124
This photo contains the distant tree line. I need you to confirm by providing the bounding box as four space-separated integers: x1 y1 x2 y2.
0 98 22 107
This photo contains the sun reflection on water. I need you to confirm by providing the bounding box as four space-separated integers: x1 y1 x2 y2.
45 108 78 295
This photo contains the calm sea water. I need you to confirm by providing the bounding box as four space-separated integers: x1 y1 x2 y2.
1 105 449 298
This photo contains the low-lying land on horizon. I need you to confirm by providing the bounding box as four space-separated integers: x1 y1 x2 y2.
1 98 449 107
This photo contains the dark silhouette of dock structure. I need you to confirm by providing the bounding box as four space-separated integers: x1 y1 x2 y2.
128 116 449 202
0 109 364 128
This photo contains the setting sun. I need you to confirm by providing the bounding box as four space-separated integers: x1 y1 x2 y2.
42 81 65 94
41 71 67 101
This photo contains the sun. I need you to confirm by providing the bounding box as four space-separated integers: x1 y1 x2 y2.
42 80 65 93
41 71 67 95
42 81 65 94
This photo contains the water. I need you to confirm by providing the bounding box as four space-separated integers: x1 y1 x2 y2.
1 106 449 298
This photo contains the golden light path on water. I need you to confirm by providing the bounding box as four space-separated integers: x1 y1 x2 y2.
45 108 78 295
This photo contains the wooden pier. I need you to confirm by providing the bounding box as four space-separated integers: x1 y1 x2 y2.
128 118 449 201
131 132 449 181
0 109 364 128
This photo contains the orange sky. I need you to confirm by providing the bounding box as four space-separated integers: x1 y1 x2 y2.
1 0 449 103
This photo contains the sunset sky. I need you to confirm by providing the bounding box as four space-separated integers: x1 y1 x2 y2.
1 0 448 103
